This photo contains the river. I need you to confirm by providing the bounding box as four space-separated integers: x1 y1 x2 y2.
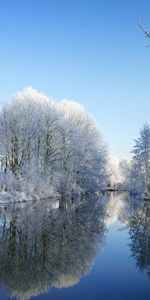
0 192 150 300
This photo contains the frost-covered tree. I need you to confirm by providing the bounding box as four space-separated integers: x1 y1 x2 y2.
124 123 150 196
58 100 109 192
0 87 109 200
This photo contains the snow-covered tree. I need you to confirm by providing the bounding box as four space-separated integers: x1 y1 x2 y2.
0 87 109 200
124 123 150 196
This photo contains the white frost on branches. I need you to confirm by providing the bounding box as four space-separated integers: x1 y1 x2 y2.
0 87 109 201
122 123 150 197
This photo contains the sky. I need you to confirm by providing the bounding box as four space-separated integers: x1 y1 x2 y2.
0 0 150 158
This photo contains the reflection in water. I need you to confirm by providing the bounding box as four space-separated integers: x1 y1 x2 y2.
107 193 150 280
105 192 127 226
126 198 150 278
1 193 150 300
0 195 106 300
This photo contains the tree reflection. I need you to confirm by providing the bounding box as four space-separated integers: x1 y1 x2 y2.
0 195 106 300
125 197 150 278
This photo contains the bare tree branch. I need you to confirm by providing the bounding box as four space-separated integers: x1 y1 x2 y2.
138 20 150 38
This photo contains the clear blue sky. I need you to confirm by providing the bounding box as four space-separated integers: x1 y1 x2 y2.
0 0 150 158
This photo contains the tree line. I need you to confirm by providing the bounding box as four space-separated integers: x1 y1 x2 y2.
0 87 109 199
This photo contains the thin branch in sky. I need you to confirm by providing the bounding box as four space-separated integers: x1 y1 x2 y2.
138 20 150 38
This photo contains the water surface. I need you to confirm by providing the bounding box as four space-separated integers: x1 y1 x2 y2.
0 192 150 300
